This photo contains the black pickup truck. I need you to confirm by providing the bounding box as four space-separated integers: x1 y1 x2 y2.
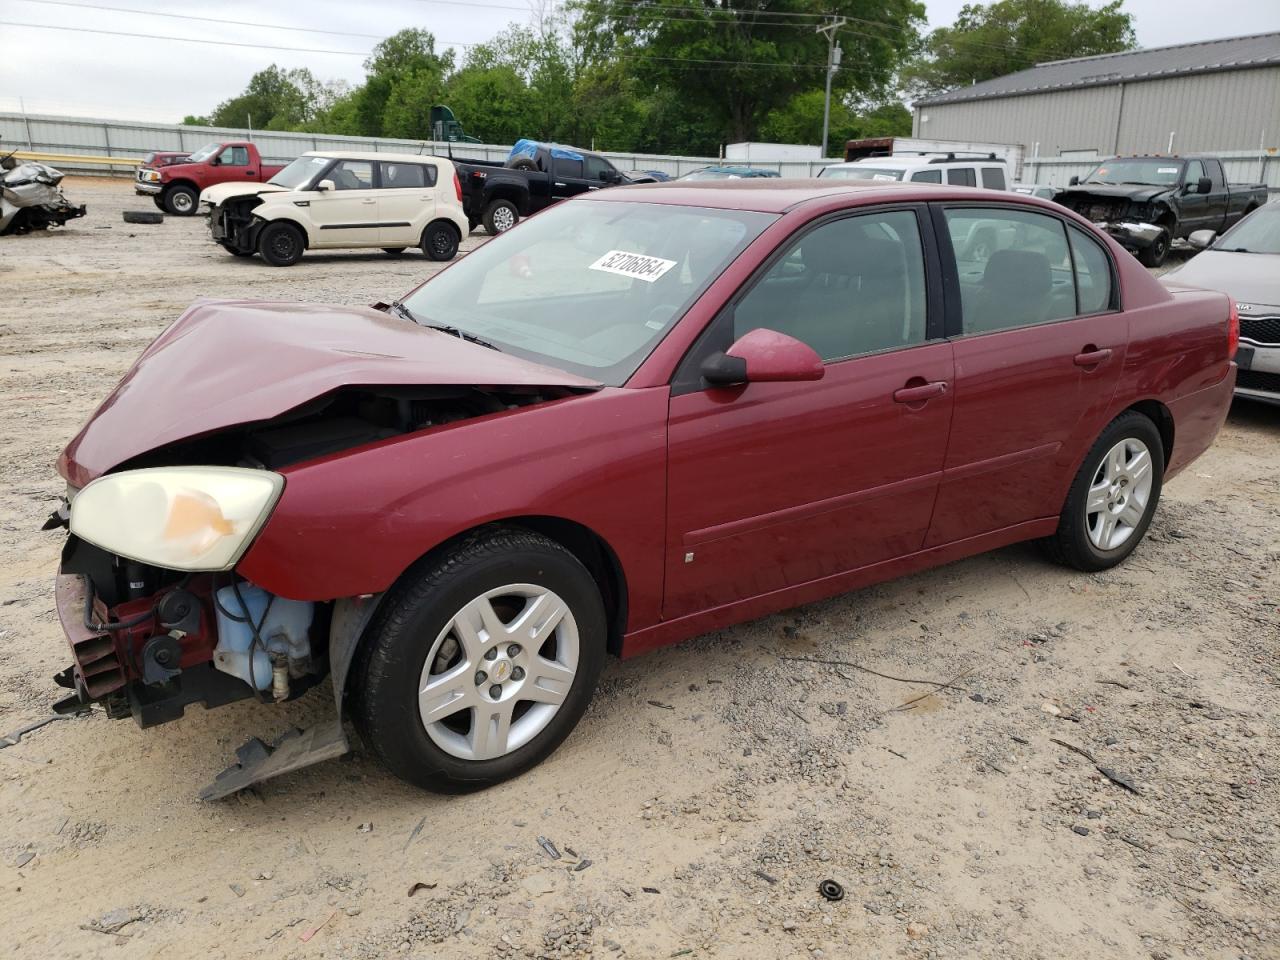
1056 155 1268 267
452 139 628 234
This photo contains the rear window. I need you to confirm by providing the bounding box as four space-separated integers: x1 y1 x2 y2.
380 162 437 188
981 166 1007 190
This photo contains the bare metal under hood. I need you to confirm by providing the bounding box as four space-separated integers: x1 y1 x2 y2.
58 299 602 487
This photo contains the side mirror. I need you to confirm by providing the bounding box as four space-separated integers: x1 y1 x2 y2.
1196 176 1212 195
1188 229 1216 250
701 328 824 387
601 169 621 184
316 179 335 192
1068 175 1079 186
210 155 221 166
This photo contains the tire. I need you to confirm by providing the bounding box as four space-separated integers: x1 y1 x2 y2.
122 210 164 225
257 222 305 267
152 196 166 211
219 241 251 258
508 157 538 172
483 199 519 235
1043 411 1164 572
351 528 607 793
1137 229 1170 267
422 221 460 261
161 184 198 216
382 247 407 256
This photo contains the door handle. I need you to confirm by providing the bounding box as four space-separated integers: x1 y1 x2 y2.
893 381 948 404
361 198 376 204
1073 347 1112 367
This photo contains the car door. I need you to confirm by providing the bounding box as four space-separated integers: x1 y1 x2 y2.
306 159 379 247
377 161 436 246
1179 159 1210 234
550 154 593 201
924 204 1126 547
663 207 954 620
216 144 256 182
1202 159 1230 231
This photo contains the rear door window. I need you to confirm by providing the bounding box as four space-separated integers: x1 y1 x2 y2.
947 167 976 187
943 207 1077 334
379 162 436 188
910 169 942 183
1067 225 1115 314
554 156 584 179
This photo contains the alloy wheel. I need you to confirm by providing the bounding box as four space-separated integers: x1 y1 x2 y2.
493 206 516 232
418 584 579 761
1085 437 1153 551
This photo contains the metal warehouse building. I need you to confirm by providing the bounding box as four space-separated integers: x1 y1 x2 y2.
912 32 1280 159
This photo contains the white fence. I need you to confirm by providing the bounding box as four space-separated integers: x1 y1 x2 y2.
4 112 1277 191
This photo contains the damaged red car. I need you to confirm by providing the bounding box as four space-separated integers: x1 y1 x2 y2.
48 181 1238 797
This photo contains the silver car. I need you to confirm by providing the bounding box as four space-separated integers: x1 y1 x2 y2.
1162 203 1280 405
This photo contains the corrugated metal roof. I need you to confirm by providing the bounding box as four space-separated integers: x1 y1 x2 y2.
916 31 1280 106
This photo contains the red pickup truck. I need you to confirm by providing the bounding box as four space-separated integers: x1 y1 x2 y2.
135 141 286 216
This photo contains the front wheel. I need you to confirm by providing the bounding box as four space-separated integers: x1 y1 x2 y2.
1137 229 1170 267
1043 411 1164 571
219 242 251 258
162 184 197 216
422 221 460 261
351 529 606 792
257 222 304 266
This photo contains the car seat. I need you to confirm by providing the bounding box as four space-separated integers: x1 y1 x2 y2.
970 249 1051 332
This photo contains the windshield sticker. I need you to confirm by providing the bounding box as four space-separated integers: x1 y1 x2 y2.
1157 166 1178 174
589 250 677 283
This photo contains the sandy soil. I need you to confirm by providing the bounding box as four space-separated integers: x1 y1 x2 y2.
0 177 1277 960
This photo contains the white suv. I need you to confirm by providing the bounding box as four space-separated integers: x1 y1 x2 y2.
200 151 470 266
818 156 1010 190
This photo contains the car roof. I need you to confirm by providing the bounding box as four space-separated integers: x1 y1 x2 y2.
824 157 1005 170
580 178 1023 214
301 150 449 164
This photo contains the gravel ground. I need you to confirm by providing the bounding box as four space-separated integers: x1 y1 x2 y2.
1 177 1277 960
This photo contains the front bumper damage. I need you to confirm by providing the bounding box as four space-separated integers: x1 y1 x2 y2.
50 546 382 799
1096 220 1165 251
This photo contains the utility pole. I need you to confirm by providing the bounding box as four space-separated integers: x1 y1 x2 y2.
817 18 846 158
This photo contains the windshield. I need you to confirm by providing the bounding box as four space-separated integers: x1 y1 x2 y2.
818 166 904 181
1082 159 1183 186
1213 205 1280 254
402 200 777 385
269 156 332 190
186 142 221 163
680 169 738 180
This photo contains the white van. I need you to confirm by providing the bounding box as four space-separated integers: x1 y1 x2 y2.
818 155 1010 190
200 151 470 266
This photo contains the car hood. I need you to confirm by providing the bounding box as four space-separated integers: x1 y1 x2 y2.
58 299 603 487
1161 250 1280 309
1058 184 1170 204
200 181 290 205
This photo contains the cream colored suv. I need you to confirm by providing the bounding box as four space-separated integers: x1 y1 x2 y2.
200 151 469 266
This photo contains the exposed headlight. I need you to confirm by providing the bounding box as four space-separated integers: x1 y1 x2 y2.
141 169 161 182
69 467 283 571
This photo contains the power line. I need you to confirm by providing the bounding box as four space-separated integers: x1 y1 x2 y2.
17 0 389 40
1 19 376 54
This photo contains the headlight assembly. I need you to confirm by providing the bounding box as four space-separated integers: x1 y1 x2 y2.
69 467 283 571
142 170 161 182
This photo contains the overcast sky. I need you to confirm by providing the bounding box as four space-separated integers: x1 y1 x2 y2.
1 0 1277 123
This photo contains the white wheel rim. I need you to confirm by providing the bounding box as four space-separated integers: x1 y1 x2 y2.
172 192 193 212
493 206 515 231
418 584 579 761
1085 438 1153 551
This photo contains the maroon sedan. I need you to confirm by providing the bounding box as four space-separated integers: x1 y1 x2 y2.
49 181 1238 796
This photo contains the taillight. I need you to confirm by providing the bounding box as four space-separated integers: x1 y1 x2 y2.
1227 298 1239 360
454 172 463 203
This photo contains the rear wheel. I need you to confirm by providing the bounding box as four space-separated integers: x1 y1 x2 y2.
483 199 519 235
1043 411 1164 571
422 221 460 261
162 184 197 216
351 528 606 792
1137 229 1170 267
257 222 304 267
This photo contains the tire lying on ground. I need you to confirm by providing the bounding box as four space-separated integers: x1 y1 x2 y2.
122 210 164 225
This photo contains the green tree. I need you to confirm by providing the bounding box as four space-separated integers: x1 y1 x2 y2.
356 29 455 137
760 91 911 155
205 66 327 130
572 0 924 147
907 0 1135 97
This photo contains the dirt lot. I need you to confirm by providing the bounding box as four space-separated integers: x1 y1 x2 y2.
1 177 1277 960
